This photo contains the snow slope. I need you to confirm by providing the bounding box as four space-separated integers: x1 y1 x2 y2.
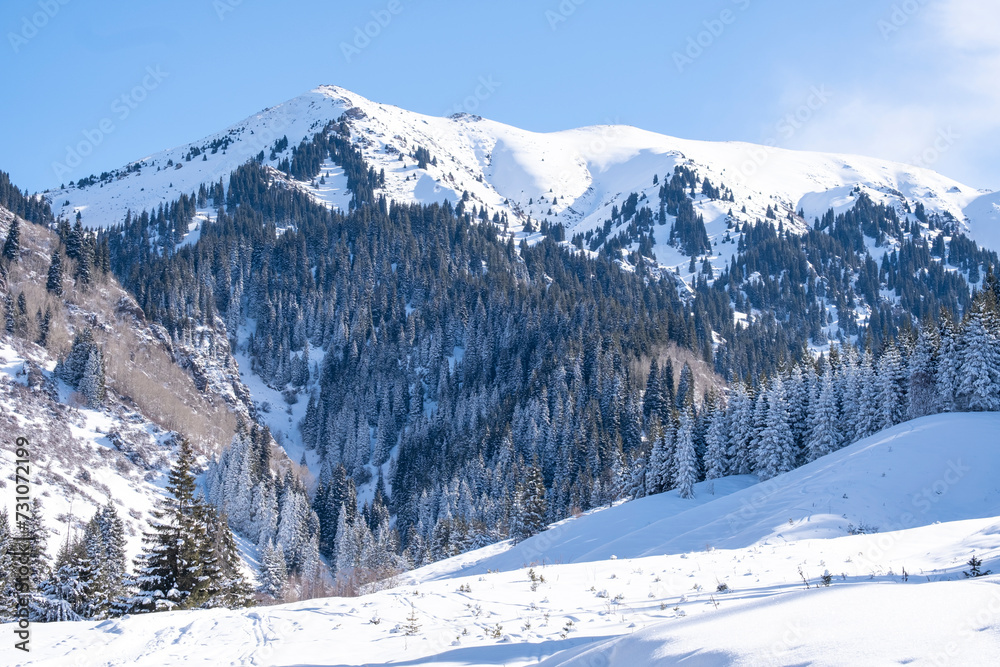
47 85 1000 254
438 413 1000 578
13 412 1000 666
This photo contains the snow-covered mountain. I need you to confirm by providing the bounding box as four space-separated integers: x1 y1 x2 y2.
18 413 1000 666
49 85 999 259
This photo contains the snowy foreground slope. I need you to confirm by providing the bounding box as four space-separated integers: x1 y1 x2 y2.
47 85 999 254
12 413 1000 666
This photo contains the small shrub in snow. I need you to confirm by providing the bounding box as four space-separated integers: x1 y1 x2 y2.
402 604 421 636
964 555 992 578
847 522 879 535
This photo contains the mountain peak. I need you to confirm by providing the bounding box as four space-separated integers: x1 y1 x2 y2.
46 86 998 257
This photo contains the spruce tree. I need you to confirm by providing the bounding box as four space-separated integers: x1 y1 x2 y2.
0 511 17 621
957 303 1000 411
702 405 729 480
937 316 960 412
511 464 547 542
877 344 907 429
203 507 253 608
754 378 796 481
132 439 215 612
46 250 63 296
2 216 19 262
674 409 698 498
907 321 939 419
259 539 288 599
727 385 755 475
806 373 839 462
643 359 661 424
78 345 106 408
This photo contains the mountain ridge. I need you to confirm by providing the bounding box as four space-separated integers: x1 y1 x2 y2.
47 85 999 256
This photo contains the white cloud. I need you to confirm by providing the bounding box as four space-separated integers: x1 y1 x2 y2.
777 0 1000 189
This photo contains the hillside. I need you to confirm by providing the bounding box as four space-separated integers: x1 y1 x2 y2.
0 205 239 566
13 413 1000 666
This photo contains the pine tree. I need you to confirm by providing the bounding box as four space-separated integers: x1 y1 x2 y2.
46 250 63 296
2 216 19 262
877 344 907 429
806 373 839 462
65 215 83 260
36 307 51 347
204 508 253 608
674 409 698 498
643 359 662 424
907 321 939 419
35 539 86 622
937 316 960 412
132 439 215 612
3 290 14 335
957 303 1000 412
90 501 128 617
513 464 547 542
0 511 18 621
754 378 796 480
676 362 695 409
78 345 106 408
259 539 288 598
702 405 729 480
727 385 755 475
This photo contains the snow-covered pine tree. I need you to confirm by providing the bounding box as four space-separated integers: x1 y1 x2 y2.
258 539 288 599
855 352 880 440
702 404 729 480
806 372 839 462
676 362 695 409
877 343 907 429
75 502 129 618
645 417 667 495
517 464 548 541
957 296 1000 412
204 508 253 608
754 378 796 481
34 540 85 622
643 358 662 425
726 385 754 475
784 365 810 452
907 320 940 419
839 347 862 443
0 511 16 621
131 439 215 612
936 315 960 412
78 345 106 408
674 409 698 498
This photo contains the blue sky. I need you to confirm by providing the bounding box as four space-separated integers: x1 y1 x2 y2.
2 0 997 193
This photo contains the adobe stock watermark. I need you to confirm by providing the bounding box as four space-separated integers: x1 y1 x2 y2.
340 0 404 63
909 127 959 170
51 66 169 182
8 0 72 54
739 84 833 178
213 0 245 21
877 0 930 40
545 0 587 31
443 76 502 117
673 0 752 73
